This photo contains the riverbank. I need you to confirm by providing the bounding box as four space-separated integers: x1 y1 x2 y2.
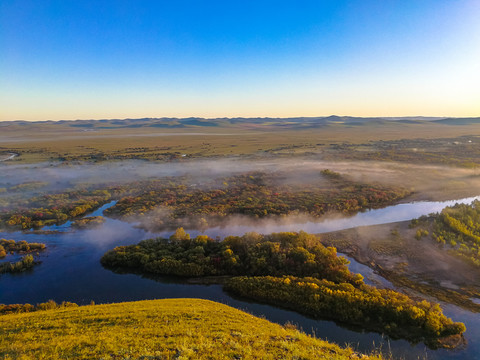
320 221 480 312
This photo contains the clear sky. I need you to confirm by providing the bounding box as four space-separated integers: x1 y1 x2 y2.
1 0 479 121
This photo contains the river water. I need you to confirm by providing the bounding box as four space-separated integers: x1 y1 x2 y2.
1 198 480 360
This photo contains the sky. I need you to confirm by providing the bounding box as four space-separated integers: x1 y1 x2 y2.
1 0 479 121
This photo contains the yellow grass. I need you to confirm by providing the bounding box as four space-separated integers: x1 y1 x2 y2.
3 120 480 163
0 298 382 360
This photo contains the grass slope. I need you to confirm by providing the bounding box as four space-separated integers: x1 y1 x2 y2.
0 298 380 360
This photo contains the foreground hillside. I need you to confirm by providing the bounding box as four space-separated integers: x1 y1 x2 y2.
0 299 380 360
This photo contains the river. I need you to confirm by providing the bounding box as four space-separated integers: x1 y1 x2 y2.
1 198 480 360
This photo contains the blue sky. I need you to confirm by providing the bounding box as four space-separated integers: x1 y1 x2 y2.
1 0 479 120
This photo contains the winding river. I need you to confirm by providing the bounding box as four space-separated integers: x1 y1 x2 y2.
1 197 480 360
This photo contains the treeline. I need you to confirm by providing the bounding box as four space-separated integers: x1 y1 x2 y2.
412 200 480 267
0 189 111 230
224 276 465 346
101 229 465 346
105 171 410 231
0 300 78 315
0 239 46 274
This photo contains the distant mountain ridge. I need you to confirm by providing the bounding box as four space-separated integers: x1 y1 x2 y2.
3 116 480 129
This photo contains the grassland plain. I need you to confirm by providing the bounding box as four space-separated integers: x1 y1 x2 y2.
2 117 480 165
0 298 383 360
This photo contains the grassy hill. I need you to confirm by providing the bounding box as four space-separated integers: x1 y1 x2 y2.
0 298 381 359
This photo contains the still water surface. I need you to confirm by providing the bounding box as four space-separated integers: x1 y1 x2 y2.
2 198 480 360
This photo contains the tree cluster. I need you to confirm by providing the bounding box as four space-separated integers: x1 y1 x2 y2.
0 239 46 258
412 200 480 267
224 276 465 346
101 229 360 284
0 255 36 274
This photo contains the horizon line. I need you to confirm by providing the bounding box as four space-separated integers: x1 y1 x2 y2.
2 115 480 123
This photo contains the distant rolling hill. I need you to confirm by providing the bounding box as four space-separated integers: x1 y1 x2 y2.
2 115 479 132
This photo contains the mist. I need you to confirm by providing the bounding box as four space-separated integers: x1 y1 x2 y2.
3 157 480 228
182 195 480 238
2 157 479 189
